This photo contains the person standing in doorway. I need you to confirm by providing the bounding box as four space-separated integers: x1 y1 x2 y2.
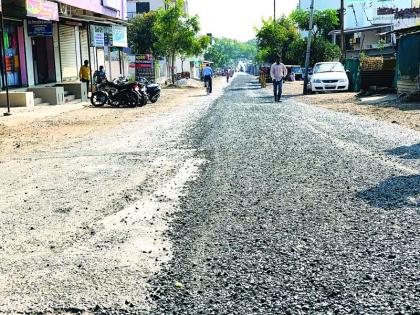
270 57 288 102
79 60 91 93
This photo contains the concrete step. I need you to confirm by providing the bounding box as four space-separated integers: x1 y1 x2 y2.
34 97 43 105
64 94 76 102
36 102 51 106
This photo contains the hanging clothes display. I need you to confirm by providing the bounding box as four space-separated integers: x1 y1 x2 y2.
2 22 23 87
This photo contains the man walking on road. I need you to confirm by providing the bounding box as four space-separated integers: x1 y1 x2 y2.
270 57 287 102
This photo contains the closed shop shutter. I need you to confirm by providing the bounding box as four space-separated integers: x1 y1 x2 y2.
80 27 89 67
59 25 77 81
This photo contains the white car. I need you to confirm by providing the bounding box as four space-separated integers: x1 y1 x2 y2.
310 62 349 92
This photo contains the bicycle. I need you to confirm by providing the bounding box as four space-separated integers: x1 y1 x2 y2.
204 77 212 95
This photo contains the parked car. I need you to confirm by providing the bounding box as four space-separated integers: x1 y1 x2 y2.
309 62 349 92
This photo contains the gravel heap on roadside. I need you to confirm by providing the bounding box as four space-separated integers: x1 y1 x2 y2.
148 75 420 314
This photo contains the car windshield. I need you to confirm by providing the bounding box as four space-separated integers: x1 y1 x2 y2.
291 67 302 74
314 63 344 73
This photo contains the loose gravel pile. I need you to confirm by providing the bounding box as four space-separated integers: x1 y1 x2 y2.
149 75 420 314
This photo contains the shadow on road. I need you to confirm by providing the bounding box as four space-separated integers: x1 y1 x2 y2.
228 87 261 91
356 175 420 209
385 143 420 160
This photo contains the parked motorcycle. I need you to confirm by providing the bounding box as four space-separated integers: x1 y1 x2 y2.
91 78 146 108
138 78 161 103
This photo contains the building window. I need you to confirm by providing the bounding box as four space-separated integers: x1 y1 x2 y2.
136 2 150 14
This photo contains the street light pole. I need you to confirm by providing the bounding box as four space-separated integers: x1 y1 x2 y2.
303 0 315 95
340 0 345 61
274 0 276 21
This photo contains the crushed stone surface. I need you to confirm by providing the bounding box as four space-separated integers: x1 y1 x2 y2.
149 75 420 314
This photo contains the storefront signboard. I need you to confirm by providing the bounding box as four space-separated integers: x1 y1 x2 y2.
112 25 128 47
26 0 59 21
377 6 420 18
28 20 53 37
90 25 113 47
135 54 155 82
94 32 105 47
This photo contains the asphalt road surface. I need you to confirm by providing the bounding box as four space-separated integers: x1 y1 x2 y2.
1 74 419 314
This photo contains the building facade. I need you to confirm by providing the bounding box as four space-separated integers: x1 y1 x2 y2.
1 0 128 105
126 0 200 82
298 0 340 11
127 0 188 18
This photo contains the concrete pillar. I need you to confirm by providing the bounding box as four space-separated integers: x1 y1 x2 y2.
53 23 62 83
23 20 35 87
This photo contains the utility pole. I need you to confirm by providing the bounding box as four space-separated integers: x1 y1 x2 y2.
274 0 276 21
303 0 315 95
340 0 345 61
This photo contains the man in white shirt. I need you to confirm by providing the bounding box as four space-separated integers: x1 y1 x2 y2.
270 57 288 102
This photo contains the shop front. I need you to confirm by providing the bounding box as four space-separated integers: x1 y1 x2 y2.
89 24 128 80
2 19 27 88
28 20 56 84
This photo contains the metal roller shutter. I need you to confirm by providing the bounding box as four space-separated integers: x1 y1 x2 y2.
80 27 89 67
59 25 77 81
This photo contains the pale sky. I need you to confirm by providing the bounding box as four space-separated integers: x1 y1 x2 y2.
188 0 299 41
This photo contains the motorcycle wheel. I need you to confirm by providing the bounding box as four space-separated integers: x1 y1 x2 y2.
91 91 108 107
139 94 148 106
150 94 160 103
126 91 140 108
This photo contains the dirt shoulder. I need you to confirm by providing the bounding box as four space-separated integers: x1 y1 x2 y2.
281 81 420 131
0 80 215 158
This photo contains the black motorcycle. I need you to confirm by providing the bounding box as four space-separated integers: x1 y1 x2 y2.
138 78 161 103
91 79 145 108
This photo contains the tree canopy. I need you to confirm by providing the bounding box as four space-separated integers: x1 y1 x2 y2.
255 17 299 64
254 9 341 65
127 11 158 56
204 38 257 68
153 0 209 82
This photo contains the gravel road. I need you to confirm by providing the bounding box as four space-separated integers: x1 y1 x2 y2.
0 74 419 314
150 75 420 314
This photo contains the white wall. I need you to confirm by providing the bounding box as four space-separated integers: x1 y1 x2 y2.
23 20 35 86
53 23 62 83
127 0 188 16
299 0 340 11
345 0 414 29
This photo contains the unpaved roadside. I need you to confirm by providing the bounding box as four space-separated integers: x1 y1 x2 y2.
280 81 420 131
0 84 212 158
0 77 227 313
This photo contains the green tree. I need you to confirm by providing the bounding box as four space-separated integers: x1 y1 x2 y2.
290 9 340 39
204 38 257 68
127 11 158 56
255 17 299 63
290 8 341 63
153 0 208 83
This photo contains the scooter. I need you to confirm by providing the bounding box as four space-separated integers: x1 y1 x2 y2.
138 78 161 103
